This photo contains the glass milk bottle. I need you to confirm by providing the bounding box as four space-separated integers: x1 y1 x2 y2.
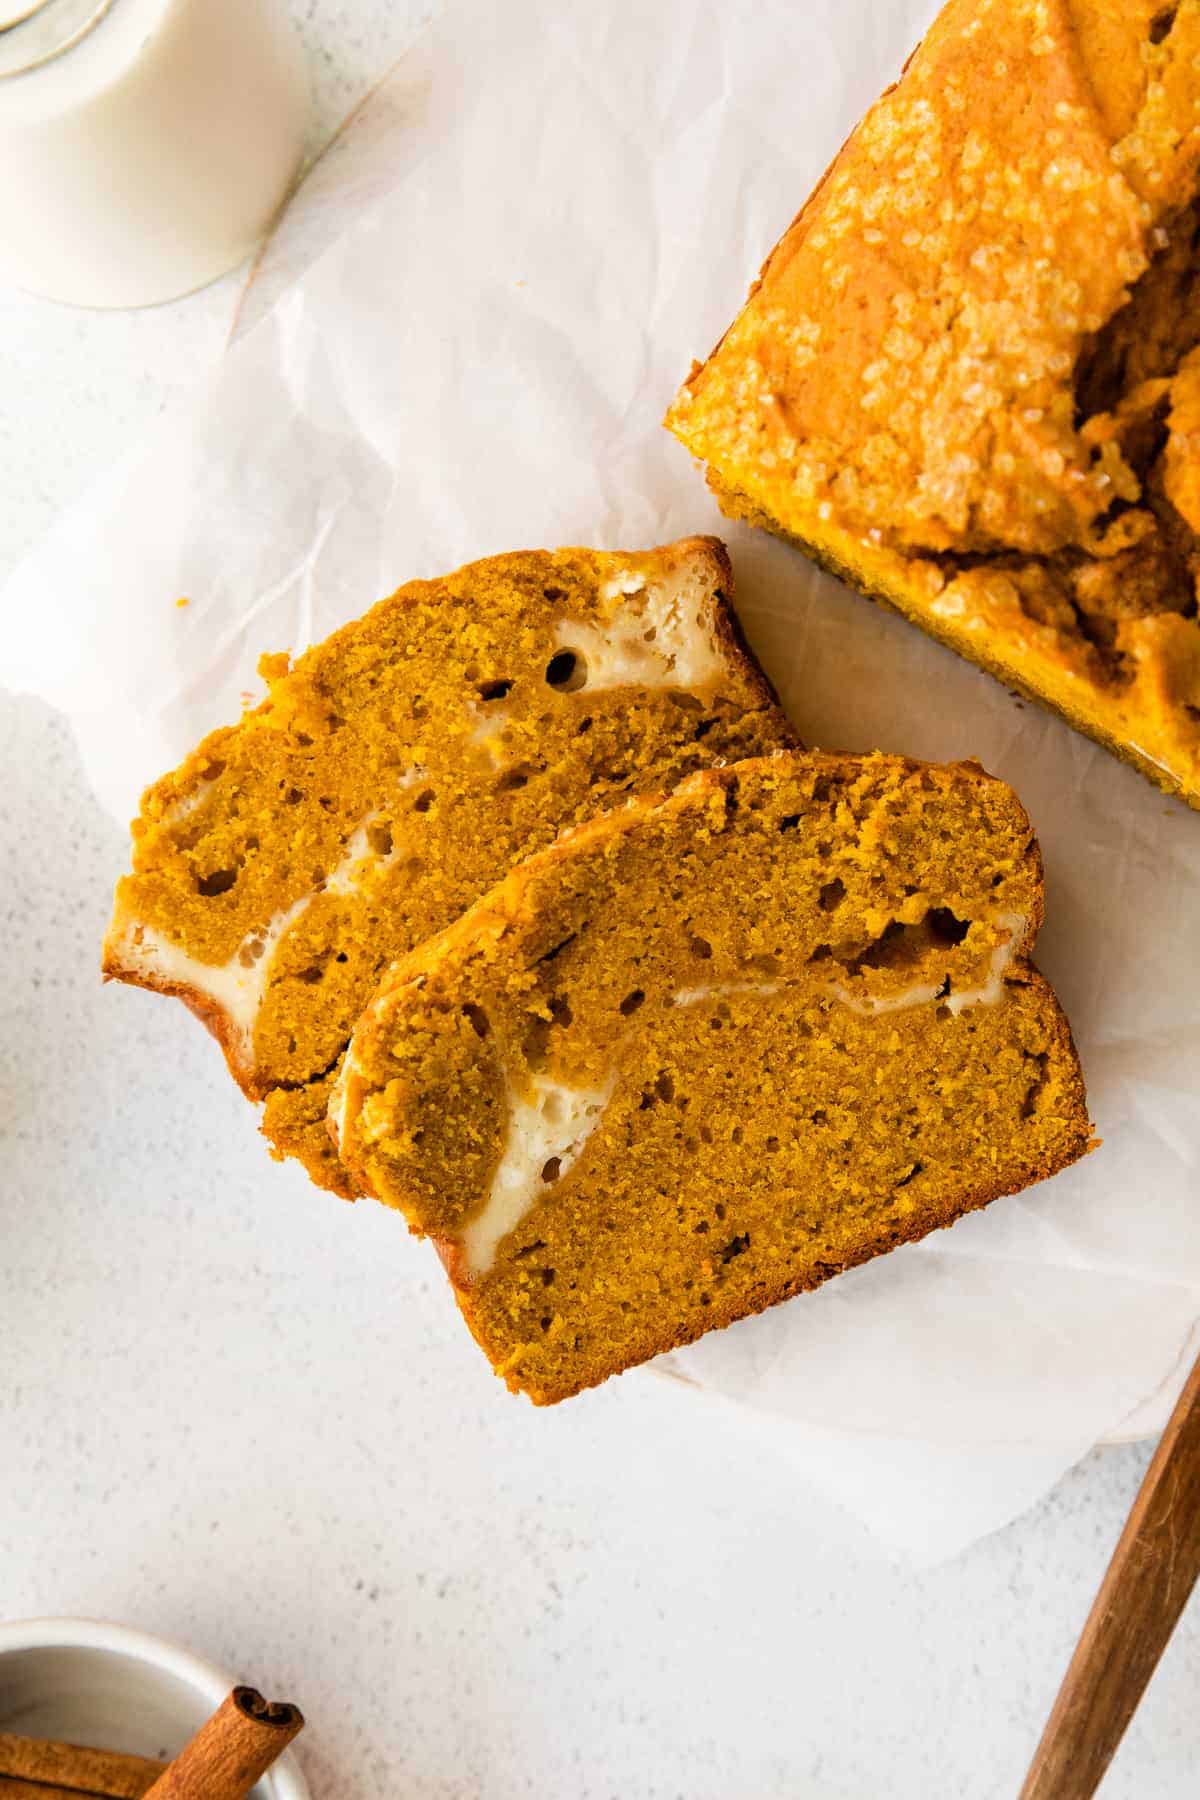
0 0 310 306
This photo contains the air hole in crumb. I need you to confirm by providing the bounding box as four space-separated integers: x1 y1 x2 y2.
714 1202 726 1221
541 1157 562 1183
543 584 567 601
413 788 436 813
896 1160 924 1188
513 1239 547 1259
1150 5 1177 41
540 1315 553 1332
538 933 577 965
284 787 304 805
854 919 922 970
296 732 314 747
298 965 324 985
196 868 237 896
694 717 717 741
721 1233 750 1263
549 995 573 1029
335 951 348 964
778 813 801 833
927 907 970 946
545 649 587 692
810 1108 827 1126
656 1072 675 1103
366 822 393 857
619 989 645 1016
1020 1053 1049 1119
497 763 539 793
577 716 593 735
688 934 713 960
819 878 846 912
524 1016 550 1068
477 678 513 701
463 1003 490 1039
749 953 783 976
765 1136 780 1154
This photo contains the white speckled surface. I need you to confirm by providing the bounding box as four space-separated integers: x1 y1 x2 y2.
0 5 1196 1796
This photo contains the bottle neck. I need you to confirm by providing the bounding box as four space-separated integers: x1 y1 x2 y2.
0 0 117 78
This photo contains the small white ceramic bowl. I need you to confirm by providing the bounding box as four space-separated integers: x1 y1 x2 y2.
0 1618 310 1800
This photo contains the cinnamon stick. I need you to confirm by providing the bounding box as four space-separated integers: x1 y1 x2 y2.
1 1785 147 1800
141 1689 303 1800
1 1782 100 1799
0 1733 165 1797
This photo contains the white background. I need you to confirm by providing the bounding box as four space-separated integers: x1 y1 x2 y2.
0 3 1196 1796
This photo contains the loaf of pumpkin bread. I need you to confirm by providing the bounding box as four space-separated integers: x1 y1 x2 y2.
667 0 1200 808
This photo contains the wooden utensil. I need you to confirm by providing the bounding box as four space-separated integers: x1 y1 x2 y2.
1019 1345 1200 1799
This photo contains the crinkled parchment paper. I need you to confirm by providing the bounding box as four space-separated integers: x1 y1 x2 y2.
4 0 1198 1558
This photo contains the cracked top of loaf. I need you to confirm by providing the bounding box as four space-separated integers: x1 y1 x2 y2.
102 538 796 1197
667 0 1200 805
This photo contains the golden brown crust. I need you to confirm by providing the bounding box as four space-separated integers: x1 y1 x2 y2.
98 961 262 1094
708 471 1198 805
666 0 1200 808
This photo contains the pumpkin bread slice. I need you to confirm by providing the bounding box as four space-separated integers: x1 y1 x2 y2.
103 539 796 1196
332 751 1091 1403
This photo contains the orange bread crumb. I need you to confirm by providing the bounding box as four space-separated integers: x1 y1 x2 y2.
103 539 796 1196
333 752 1091 1403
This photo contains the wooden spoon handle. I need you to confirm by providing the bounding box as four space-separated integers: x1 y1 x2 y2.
1019 1345 1200 1800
